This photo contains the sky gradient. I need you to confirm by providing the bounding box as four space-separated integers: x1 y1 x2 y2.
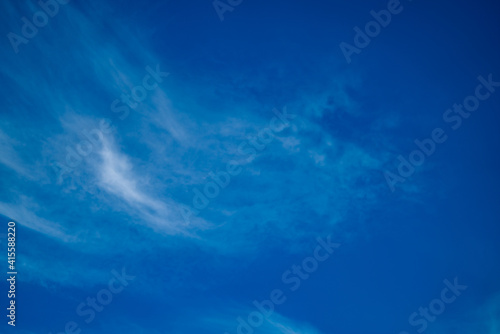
1 0 500 333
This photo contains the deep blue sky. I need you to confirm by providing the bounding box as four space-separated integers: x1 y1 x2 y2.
1 0 500 333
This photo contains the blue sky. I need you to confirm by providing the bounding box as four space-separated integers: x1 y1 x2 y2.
1 0 500 333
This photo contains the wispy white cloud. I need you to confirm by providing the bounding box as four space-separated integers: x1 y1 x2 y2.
0 0 395 291
95 136 202 235
0 129 30 177
0 198 75 242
